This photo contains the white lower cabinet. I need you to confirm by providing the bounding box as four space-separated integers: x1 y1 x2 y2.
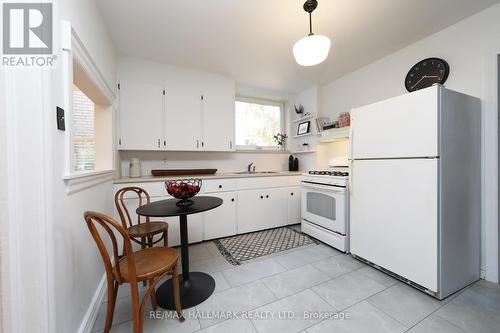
287 186 301 225
165 214 203 247
203 191 237 240
268 188 289 228
153 196 203 246
114 175 301 243
237 189 265 234
237 187 288 234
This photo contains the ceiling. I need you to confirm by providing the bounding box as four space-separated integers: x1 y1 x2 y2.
97 0 500 94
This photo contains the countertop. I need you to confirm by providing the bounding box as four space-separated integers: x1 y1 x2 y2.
113 171 303 184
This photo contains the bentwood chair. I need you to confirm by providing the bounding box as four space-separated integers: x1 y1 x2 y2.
115 187 169 255
84 211 183 333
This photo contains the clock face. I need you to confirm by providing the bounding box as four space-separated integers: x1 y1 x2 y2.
405 58 449 92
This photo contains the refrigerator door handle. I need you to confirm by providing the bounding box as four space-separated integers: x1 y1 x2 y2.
349 160 353 195
349 126 354 161
349 126 354 194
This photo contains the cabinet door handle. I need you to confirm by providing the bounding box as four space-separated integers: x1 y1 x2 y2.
163 140 166 147
202 141 204 148
266 195 269 198
260 195 263 199
157 139 160 148
218 185 222 189
231 198 235 202
291 192 294 196
229 140 232 149
196 140 199 149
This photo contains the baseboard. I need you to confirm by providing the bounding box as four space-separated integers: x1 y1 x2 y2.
77 274 107 333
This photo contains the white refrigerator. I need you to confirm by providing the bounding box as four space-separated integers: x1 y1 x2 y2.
349 85 481 299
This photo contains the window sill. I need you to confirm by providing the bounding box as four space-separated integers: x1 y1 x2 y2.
63 169 115 195
235 148 290 154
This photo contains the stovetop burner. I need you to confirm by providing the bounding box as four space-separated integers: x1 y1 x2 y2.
309 170 349 177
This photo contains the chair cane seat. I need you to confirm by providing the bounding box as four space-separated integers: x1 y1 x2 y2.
127 221 168 238
114 247 178 282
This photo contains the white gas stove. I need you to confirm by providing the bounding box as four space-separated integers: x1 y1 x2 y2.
301 169 349 252
302 170 349 187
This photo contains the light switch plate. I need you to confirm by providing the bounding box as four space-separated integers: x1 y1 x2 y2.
56 106 65 130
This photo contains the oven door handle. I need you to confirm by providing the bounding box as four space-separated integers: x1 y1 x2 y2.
302 182 346 193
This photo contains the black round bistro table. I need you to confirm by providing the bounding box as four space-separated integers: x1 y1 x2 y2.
136 196 223 309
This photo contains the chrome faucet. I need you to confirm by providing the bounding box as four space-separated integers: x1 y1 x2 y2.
247 162 254 172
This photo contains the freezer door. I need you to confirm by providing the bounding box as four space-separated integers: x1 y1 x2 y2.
351 86 439 159
350 158 438 292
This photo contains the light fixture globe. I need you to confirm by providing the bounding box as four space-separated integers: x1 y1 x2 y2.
293 0 330 66
293 34 331 66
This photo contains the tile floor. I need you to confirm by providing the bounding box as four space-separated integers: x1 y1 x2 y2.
92 236 500 333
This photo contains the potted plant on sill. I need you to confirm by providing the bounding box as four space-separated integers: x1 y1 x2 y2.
273 133 288 148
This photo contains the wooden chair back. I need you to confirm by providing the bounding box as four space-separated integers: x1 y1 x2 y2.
114 187 152 229
83 211 137 285
84 211 182 333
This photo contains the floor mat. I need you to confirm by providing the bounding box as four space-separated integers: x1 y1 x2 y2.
213 226 318 265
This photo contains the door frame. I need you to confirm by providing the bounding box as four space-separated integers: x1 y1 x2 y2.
483 45 500 283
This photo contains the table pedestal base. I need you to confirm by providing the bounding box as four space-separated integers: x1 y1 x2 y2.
156 272 215 310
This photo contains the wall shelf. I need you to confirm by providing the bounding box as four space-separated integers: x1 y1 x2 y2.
292 132 313 139
291 114 315 123
290 149 316 154
318 126 350 142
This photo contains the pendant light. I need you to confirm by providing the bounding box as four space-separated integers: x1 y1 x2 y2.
293 0 331 66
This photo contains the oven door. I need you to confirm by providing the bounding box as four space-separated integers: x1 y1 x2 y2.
301 181 347 235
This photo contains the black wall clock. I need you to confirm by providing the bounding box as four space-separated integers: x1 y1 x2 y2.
405 58 449 92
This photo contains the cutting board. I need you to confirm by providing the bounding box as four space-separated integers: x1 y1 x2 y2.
151 169 217 176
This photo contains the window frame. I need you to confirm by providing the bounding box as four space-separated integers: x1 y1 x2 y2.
61 23 116 188
234 96 285 151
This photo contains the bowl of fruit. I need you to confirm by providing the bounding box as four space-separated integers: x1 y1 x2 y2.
165 179 202 206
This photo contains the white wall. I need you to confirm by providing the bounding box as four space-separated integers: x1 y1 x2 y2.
49 1 117 332
288 86 321 171
315 140 350 170
236 83 292 102
0 69 7 333
118 56 233 91
320 4 500 281
2 68 56 333
120 151 292 176
321 4 500 118
59 0 116 88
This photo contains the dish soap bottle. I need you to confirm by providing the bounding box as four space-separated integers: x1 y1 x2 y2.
288 155 294 171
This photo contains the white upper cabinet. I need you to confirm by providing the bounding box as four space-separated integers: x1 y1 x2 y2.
118 81 164 150
202 80 235 151
117 60 236 152
164 82 203 151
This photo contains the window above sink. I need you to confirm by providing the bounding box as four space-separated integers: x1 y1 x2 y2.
235 97 284 151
